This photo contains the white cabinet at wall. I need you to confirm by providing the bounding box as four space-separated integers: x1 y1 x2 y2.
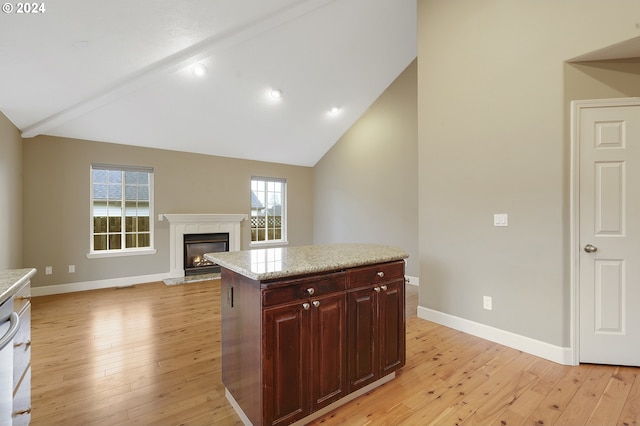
12 280 31 425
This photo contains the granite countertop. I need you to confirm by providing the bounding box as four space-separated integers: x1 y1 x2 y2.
204 243 408 281
0 268 36 306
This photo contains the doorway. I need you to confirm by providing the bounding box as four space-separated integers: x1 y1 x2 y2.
571 97 640 366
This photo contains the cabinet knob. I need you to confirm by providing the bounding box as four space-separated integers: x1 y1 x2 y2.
381 285 387 291
312 300 320 308
377 271 385 278
374 287 381 292
307 288 315 296
302 302 310 310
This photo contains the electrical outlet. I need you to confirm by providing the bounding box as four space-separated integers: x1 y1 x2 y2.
45 266 53 275
493 213 508 227
483 295 493 310
69 265 75 273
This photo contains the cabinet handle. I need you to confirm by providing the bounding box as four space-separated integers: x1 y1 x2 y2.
377 271 385 278
374 287 381 292
307 288 315 296
302 303 310 310
312 300 320 308
14 340 31 348
227 286 234 308
14 407 31 415
16 296 31 302
381 285 387 291
0 312 19 351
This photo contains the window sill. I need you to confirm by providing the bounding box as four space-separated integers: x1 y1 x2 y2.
87 248 157 259
249 241 289 249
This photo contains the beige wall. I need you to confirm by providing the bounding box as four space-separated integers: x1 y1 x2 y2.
418 0 640 347
313 60 419 277
22 136 313 288
0 113 23 269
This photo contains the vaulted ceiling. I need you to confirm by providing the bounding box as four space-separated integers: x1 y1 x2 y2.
0 0 417 166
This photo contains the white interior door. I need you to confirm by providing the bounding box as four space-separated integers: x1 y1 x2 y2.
578 99 640 366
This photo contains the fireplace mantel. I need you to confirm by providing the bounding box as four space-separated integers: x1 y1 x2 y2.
165 214 247 277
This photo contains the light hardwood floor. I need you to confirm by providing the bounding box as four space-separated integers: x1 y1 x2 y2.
30 280 639 425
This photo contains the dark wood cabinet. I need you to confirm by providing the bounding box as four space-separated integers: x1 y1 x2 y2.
221 259 405 426
347 261 406 392
263 299 309 425
263 277 346 425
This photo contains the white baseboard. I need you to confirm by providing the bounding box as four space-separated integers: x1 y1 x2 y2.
31 272 172 297
417 306 575 365
405 275 419 286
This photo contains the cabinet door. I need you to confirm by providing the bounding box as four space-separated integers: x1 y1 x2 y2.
346 287 377 392
378 278 406 376
310 292 346 410
263 301 310 425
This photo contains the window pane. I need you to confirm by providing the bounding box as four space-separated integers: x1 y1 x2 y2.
125 233 136 248
138 216 149 232
94 216 107 233
94 235 107 251
138 233 150 247
107 201 122 217
93 184 107 200
138 185 149 200
124 171 137 183
93 169 108 183
108 170 122 183
109 234 121 250
137 201 149 216
109 216 121 232
125 216 136 232
108 185 122 199
125 185 137 200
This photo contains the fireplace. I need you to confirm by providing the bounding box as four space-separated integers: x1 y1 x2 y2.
183 233 229 276
164 214 247 278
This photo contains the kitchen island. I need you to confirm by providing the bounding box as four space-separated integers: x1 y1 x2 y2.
205 244 408 426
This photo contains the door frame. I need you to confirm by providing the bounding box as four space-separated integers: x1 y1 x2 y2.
569 97 640 366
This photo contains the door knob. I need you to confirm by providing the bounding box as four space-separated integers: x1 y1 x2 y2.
584 244 598 253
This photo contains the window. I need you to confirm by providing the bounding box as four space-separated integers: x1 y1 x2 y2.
251 176 287 245
89 163 155 257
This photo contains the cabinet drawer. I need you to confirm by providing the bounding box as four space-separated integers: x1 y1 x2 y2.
262 272 346 307
12 366 31 426
13 282 31 316
13 304 31 386
347 261 404 289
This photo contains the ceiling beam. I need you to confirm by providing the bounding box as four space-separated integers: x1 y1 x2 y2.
21 0 337 138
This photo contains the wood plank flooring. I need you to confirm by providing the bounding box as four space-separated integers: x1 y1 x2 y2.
29 280 639 425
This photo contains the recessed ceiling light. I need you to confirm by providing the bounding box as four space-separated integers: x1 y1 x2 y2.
328 106 342 116
192 64 207 77
270 89 282 99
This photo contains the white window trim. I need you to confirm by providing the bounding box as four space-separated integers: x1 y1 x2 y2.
250 176 288 247
88 163 156 257
87 248 157 259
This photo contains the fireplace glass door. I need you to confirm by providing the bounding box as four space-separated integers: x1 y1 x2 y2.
184 233 229 276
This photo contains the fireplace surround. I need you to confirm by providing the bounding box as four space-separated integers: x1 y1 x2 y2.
164 214 247 278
